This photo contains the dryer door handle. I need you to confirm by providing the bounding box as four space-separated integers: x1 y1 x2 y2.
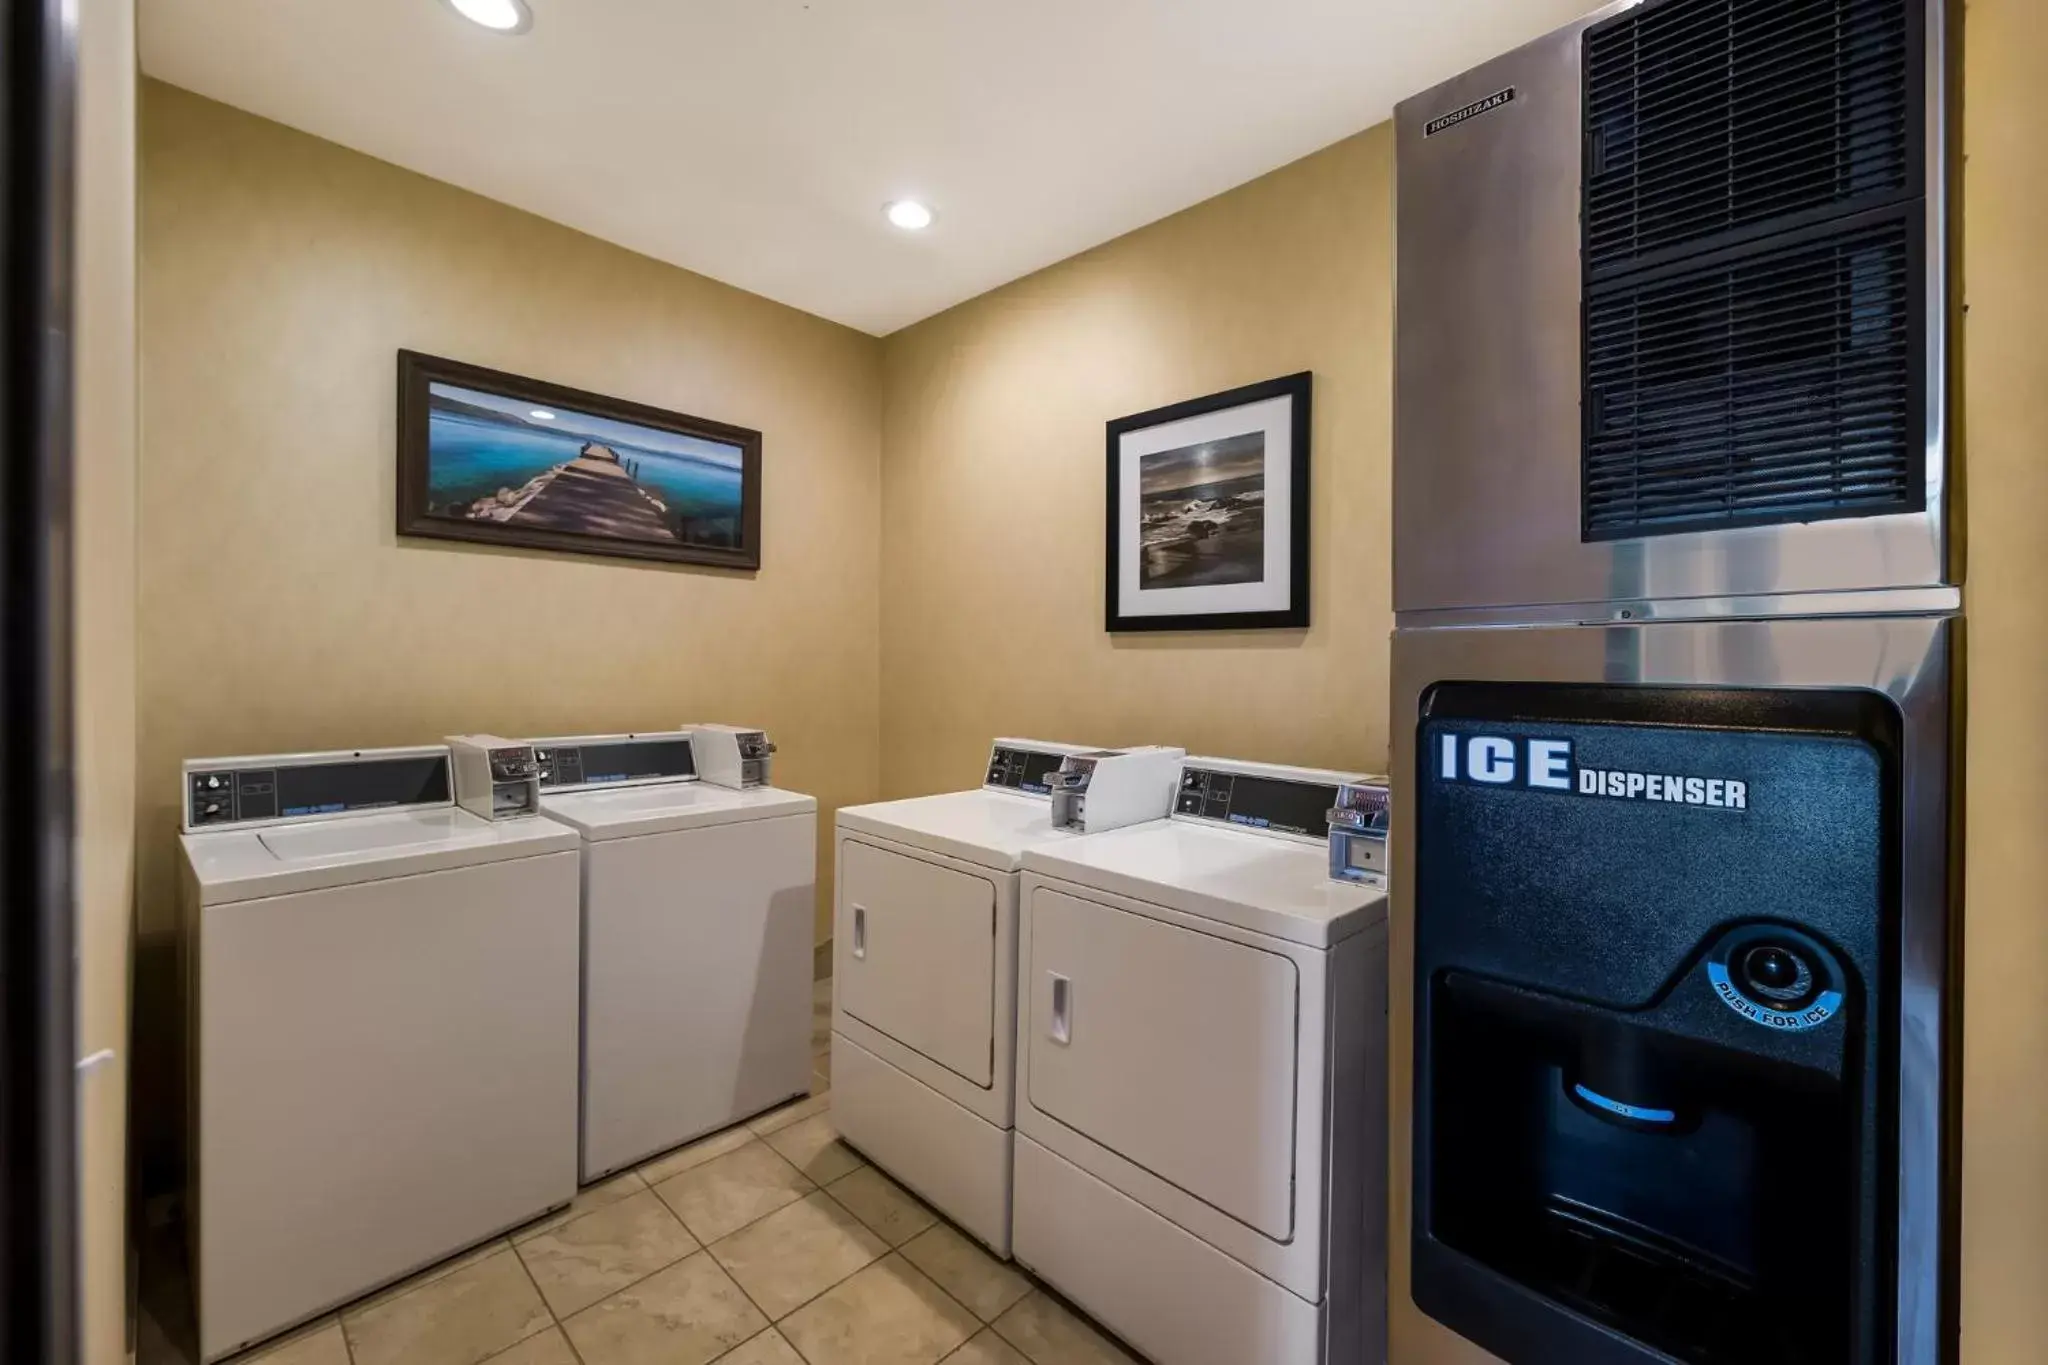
1048 972 1072 1045
852 904 867 960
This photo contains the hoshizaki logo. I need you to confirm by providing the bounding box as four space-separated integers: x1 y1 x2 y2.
1424 87 1516 137
1437 735 1748 810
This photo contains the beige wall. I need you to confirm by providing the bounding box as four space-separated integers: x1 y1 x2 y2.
1957 0 2048 1357
879 126 1394 797
136 82 883 1173
76 3 138 1362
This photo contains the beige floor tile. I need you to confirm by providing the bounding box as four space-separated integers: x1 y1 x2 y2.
778 1255 979 1365
561 1251 767 1365
942 1330 1033 1365
351 1237 512 1315
511 1170 647 1244
341 1247 552 1365
899 1226 1030 1324
763 1112 865 1185
750 1092 831 1137
826 1167 938 1247
651 1140 814 1243
991 1291 1138 1365
236 1318 348 1365
708 1191 890 1320
482 1326 579 1365
514 1188 700 1318
720 1327 807 1365
635 1123 756 1186
814 1047 833 1081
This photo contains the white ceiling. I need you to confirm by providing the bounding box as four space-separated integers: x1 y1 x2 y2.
141 0 1602 335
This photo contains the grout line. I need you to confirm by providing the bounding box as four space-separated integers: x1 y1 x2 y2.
500 1236 578 1362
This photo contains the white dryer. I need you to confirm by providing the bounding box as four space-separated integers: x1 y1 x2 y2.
1013 757 1391 1365
829 740 1181 1256
180 746 581 1362
533 731 817 1183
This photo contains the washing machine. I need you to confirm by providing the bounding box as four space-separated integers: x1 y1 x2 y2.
180 745 581 1362
1013 756 1390 1365
531 730 817 1183
829 740 1183 1256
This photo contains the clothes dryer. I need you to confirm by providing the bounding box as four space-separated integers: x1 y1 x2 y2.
1013 757 1390 1365
180 747 581 1362
830 741 1181 1256
532 730 817 1183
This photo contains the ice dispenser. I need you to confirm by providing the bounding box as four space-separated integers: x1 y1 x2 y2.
1412 683 1916 1365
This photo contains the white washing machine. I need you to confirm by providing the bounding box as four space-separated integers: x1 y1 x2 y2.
829 740 1182 1256
532 730 817 1183
179 746 581 1362
1013 757 1391 1365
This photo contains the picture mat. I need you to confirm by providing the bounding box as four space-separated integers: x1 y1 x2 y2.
1116 393 1295 617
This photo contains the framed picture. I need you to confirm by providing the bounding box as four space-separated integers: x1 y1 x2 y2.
1105 371 1311 632
397 350 763 570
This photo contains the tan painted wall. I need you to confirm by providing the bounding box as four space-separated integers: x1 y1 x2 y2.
136 82 882 1172
77 3 138 1362
878 125 1395 796
1956 0 2048 1357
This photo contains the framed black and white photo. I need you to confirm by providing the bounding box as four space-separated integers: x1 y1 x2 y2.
1105 372 1311 632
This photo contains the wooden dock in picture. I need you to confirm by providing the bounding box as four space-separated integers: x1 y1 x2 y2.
470 443 679 544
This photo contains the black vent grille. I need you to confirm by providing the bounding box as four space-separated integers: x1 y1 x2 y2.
1583 219 1919 539
1585 0 1913 275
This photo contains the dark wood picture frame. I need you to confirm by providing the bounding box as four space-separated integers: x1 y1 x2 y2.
396 350 764 570
1105 371 1312 632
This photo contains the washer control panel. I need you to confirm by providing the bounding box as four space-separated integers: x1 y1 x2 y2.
184 751 453 832
985 743 1072 796
1175 765 1343 842
533 734 697 791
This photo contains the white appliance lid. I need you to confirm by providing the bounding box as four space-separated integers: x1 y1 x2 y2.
541 782 816 840
1019 820 1387 948
836 788 1087 871
183 807 579 906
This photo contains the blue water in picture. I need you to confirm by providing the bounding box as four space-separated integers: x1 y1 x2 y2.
425 382 745 545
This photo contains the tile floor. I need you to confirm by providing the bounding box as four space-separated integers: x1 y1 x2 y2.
143 980 1142 1365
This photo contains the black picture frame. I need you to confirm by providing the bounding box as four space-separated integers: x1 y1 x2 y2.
396 350 764 570
1105 372 1312 633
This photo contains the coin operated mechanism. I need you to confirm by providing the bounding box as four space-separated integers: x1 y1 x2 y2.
1045 746 1186 834
691 724 777 790
447 735 542 821
1328 778 1391 886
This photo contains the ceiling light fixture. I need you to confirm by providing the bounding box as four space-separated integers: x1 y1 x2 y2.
529 409 556 420
885 200 934 231
443 0 532 34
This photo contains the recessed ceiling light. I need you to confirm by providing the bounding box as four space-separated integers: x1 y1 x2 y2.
443 0 532 34
885 200 934 231
529 409 556 421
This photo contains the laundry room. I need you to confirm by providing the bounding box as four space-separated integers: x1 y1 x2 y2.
22 1 2045 1365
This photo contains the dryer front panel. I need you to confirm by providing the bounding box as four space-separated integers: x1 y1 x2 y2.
837 837 998 1088
1024 885 1300 1241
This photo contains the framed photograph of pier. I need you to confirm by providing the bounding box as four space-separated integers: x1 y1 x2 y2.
396 351 763 570
1105 372 1311 632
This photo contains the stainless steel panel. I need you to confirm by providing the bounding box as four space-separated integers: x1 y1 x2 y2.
1391 615 1954 1365
1392 0 1952 616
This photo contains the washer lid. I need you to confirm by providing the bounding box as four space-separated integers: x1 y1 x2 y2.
182 807 579 906
836 788 1088 872
1019 821 1388 948
541 782 816 840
